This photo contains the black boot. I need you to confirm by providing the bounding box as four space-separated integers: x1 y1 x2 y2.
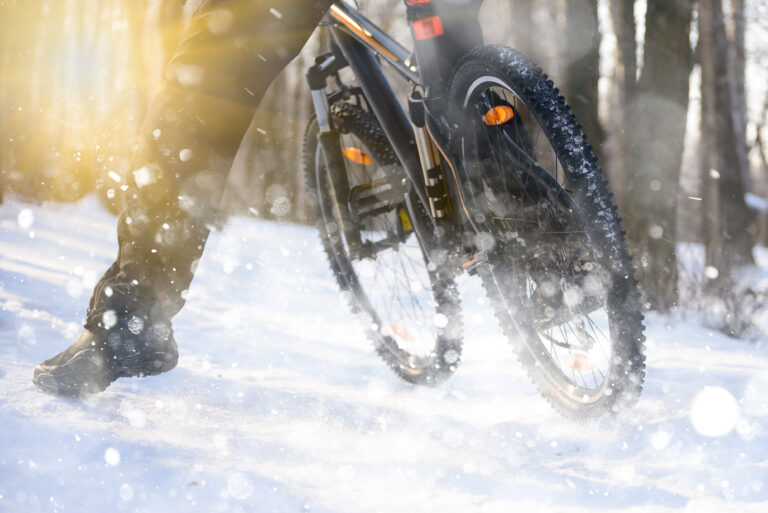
33 315 178 396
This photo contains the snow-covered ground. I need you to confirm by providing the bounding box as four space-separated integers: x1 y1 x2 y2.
1 197 768 513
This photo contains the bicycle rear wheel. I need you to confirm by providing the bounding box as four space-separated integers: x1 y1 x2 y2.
304 101 462 385
448 45 645 418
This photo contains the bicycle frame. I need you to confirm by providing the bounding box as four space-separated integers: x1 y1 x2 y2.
307 0 484 256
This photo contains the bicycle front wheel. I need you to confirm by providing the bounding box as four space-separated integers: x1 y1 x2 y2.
448 45 645 418
304 101 462 385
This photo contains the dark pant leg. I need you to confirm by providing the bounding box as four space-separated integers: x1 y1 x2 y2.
85 0 334 331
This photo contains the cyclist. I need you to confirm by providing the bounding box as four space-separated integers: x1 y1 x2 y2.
33 0 339 395
33 0 483 396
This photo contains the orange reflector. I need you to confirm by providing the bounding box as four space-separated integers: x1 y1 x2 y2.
484 105 515 126
406 0 432 4
343 147 372 165
389 322 416 342
565 353 593 372
413 16 444 40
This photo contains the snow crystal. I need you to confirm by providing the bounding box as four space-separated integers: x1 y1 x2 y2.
270 196 291 217
66 278 83 298
133 166 156 188
17 209 34 229
119 483 134 502
433 313 448 328
443 349 459 364
735 418 758 440
269 7 283 19
108 171 121 183
226 473 254 500
127 316 144 335
473 232 496 252
104 447 121 466
82 270 97 287
690 386 739 437
743 373 768 417
102 310 117 329
179 148 193 162
152 128 162 139
704 266 719 280
174 64 204 87
207 9 234 35
745 192 768 212
563 287 583 309
17 324 35 346
649 179 662 192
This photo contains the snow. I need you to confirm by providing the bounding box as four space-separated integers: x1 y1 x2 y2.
745 193 768 214
1 197 768 512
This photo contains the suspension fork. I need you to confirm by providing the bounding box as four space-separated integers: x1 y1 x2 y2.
307 52 364 253
306 37 445 262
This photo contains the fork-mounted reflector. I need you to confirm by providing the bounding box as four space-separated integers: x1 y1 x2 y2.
343 147 373 165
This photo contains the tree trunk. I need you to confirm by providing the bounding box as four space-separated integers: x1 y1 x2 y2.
699 0 755 275
565 0 604 162
608 0 636 205
624 0 693 311
728 0 749 196
699 2 722 274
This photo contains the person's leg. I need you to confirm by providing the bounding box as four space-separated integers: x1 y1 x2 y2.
34 0 335 395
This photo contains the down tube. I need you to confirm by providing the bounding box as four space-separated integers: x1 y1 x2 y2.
330 28 430 214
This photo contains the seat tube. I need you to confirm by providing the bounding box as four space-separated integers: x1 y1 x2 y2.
404 0 484 93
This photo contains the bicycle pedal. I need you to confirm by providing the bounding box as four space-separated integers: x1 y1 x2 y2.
348 171 409 221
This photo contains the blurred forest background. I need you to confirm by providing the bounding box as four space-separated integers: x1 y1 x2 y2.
1 0 767 331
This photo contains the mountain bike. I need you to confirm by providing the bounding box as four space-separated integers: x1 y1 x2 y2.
303 0 646 419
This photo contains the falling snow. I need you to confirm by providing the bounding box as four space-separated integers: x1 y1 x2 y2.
0 198 767 512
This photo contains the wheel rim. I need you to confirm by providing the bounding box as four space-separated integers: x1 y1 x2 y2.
460 78 617 403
